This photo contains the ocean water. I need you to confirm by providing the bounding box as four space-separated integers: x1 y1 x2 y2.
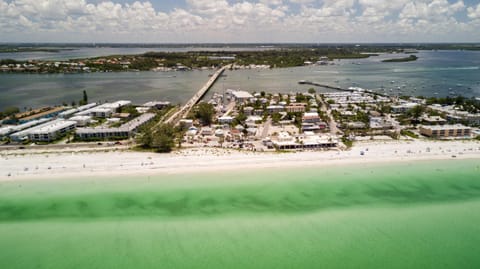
1 159 480 268
1 50 480 111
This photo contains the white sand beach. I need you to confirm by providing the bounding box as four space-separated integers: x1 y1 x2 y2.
1 140 479 181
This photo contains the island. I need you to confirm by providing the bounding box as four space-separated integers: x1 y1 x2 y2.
382 54 418 62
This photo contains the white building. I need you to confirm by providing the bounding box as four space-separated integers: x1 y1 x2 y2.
58 103 97 118
391 103 418 113
75 113 155 140
10 119 76 142
69 116 92 127
28 120 77 142
0 118 51 138
75 100 131 118
230 90 254 103
218 116 234 124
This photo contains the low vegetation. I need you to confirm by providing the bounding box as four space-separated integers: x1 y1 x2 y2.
382 55 418 62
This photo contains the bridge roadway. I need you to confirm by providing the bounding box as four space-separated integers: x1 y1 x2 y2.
165 64 231 125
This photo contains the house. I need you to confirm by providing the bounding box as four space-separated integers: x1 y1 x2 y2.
302 112 321 124
422 116 447 125
217 116 234 124
179 119 194 128
200 127 214 136
266 105 284 114
286 103 306 113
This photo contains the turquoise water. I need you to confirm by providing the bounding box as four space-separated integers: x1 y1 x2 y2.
1 159 480 268
1 50 480 110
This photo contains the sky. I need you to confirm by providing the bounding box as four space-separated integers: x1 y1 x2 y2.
1 0 480 43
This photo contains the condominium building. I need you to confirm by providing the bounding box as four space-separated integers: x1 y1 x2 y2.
419 124 471 138
75 113 155 140
10 119 76 142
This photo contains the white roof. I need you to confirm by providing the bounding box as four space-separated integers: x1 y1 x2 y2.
303 112 319 117
0 118 51 136
143 101 171 107
29 120 76 135
421 124 470 131
231 91 253 99
70 116 92 121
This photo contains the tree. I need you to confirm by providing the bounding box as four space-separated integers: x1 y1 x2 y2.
195 103 215 126
79 90 88 105
3 106 19 117
152 124 175 152
136 123 176 153
271 112 282 124
308 88 316 94
407 105 425 123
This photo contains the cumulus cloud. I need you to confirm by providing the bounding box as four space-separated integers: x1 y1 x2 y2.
0 0 478 42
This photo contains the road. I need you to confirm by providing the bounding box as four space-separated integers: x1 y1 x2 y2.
316 94 343 136
165 64 231 125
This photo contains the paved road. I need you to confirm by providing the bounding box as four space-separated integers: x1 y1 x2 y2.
317 94 343 135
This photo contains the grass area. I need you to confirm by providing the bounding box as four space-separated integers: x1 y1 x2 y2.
401 129 420 138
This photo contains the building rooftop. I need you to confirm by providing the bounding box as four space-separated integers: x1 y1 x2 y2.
29 120 76 135
231 90 254 99
421 124 471 130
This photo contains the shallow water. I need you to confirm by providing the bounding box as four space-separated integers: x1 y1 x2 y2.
1 159 480 268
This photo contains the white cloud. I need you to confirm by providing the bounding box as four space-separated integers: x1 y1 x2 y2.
467 3 480 19
0 0 478 42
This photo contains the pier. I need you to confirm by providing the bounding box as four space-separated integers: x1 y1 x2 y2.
299 80 347 92
299 80 387 97
165 64 231 125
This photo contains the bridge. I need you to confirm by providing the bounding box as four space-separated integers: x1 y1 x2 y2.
164 64 231 126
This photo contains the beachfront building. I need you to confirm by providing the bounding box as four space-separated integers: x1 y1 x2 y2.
419 124 471 139
28 120 77 142
271 131 338 150
0 118 51 139
75 113 155 140
10 119 76 142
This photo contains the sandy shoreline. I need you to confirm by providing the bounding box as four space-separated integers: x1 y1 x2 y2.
1 140 479 181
